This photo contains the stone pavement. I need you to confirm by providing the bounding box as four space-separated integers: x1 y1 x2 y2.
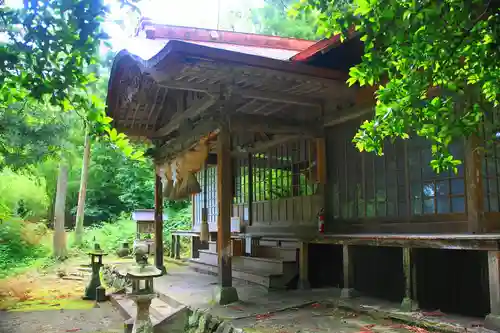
155 262 493 333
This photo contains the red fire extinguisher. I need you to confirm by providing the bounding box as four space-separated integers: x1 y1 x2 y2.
318 208 325 234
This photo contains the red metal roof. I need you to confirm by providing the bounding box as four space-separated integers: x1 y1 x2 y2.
133 17 317 61
290 29 358 62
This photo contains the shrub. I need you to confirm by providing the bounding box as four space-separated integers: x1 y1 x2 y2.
0 168 49 220
0 218 50 278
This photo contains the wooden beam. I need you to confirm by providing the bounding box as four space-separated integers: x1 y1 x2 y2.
234 88 322 107
154 95 217 138
154 119 219 163
230 113 321 137
158 81 323 107
154 174 165 273
465 135 485 232
324 105 373 127
231 135 299 155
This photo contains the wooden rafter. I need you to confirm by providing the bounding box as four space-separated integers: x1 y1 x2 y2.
324 105 373 127
154 94 217 138
231 134 300 155
158 81 323 107
229 113 321 137
154 118 219 163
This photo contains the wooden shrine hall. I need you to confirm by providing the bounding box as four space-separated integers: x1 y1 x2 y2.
107 18 500 329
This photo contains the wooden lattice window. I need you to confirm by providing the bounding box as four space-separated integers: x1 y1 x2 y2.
328 119 466 220
407 138 465 215
234 156 249 204
251 139 317 202
193 166 218 225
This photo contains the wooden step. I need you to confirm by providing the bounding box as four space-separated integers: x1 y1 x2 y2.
198 250 292 274
254 246 297 261
189 259 284 289
110 293 187 333
199 249 218 266
189 258 298 290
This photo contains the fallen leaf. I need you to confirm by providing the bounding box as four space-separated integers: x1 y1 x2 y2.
421 310 444 317
255 313 274 320
311 303 321 308
65 329 81 332
229 306 244 311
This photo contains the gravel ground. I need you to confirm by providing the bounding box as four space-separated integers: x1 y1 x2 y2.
0 302 124 333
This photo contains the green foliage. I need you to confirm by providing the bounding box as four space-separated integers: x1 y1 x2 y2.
299 0 500 172
0 102 69 170
75 214 136 253
0 219 51 278
65 139 154 225
162 207 192 256
252 0 323 39
0 168 49 220
0 0 144 162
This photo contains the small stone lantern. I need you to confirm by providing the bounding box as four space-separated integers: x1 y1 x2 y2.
120 243 163 333
83 241 107 301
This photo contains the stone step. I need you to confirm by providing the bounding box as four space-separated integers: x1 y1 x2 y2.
110 293 187 333
208 241 217 252
254 246 297 261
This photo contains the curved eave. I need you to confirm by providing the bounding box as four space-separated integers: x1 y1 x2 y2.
107 40 349 120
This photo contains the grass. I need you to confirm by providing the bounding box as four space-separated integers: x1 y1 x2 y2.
0 206 193 311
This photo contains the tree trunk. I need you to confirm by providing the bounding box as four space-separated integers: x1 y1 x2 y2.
53 161 68 260
74 132 91 246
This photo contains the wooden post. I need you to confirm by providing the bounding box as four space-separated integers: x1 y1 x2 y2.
248 153 253 226
191 236 201 259
465 135 484 232
298 241 310 289
485 251 500 330
170 234 176 258
401 247 418 311
215 121 239 305
341 244 355 298
175 235 181 259
154 174 165 274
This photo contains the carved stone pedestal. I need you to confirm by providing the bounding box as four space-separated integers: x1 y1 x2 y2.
129 293 155 333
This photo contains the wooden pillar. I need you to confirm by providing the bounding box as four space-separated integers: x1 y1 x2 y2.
465 135 484 232
191 236 201 259
175 235 181 259
298 241 310 289
401 247 418 311
248 153 253 226
485 251 500 330
170 234 176 258
341 244 355 298
215 121 239 304
154 174 165 273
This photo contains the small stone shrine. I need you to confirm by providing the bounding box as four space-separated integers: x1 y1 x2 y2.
132 210 167 255
119 243 163 333
83 240 107 301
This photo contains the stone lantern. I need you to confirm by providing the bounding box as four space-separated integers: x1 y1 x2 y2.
83 241 107 301
120 243 163 333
